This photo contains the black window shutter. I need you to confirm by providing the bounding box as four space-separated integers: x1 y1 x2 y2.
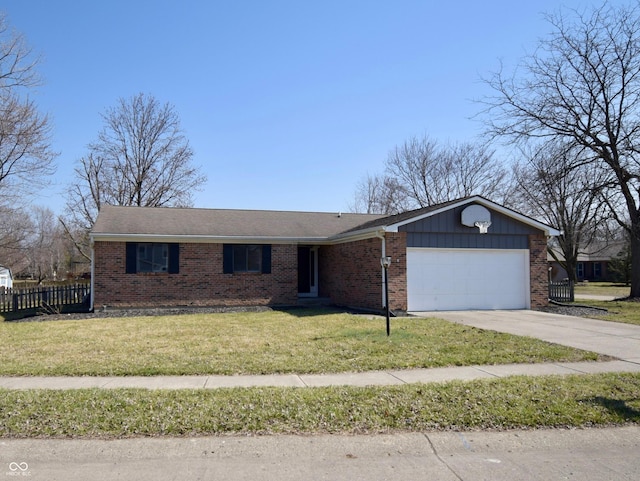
168 243 180 274
125 243 137 274
223 244 233 274
262 245 272 274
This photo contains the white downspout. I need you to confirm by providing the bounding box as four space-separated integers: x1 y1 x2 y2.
90 237 95 312
376 230 386 308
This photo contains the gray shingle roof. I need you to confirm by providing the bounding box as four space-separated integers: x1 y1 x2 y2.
339 198 465 234
91 205 386 240
91 196 560 242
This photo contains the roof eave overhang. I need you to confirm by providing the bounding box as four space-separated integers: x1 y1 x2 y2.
383 196 562 237
90 227 388 246
327 226 387 244
90 233 331 245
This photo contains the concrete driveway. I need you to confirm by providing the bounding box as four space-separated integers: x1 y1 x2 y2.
411 309 640 364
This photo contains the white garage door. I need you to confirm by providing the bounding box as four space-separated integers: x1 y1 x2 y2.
407 248 530 311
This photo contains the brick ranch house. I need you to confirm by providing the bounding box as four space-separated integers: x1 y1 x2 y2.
90 196 560 312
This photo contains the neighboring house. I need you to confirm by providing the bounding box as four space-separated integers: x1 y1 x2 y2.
0 266 13 290
548 241 627 282
90 196 560 312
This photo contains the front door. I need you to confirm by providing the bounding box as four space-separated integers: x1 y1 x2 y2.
298 246 318 297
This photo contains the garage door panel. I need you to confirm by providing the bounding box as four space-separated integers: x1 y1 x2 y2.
407 248 529 311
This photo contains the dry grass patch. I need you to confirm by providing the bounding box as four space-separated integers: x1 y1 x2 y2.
1 373 639 437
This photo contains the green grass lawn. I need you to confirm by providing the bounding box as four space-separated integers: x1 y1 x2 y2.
0 309 603 376
571 299 640 326
2 372 639 437
574 281 630 298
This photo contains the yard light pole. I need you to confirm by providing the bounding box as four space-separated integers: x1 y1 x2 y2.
381 256 392 336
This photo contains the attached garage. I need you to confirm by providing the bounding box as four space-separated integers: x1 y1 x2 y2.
406 248 530 311
380 197 559 312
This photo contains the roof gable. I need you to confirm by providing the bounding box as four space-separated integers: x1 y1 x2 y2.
382 196 560 236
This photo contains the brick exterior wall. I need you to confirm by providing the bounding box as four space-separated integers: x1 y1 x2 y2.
318 232 408 312
384 232 408 312
93 241 298 308
93 231 545 311
318 238 383 311
529 234 550 309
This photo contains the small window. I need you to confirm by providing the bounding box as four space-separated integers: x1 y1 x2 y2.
576 262 584 280
223 244 271 274
233 245 262 272
137 243 168 272
126 243 179 274
593 262 602 279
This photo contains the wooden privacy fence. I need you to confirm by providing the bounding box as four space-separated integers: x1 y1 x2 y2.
549 279 574 302
0 284 90 314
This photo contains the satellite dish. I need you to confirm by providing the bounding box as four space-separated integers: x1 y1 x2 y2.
461 205 492 234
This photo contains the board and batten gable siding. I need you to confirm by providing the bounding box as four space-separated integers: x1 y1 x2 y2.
400 205 539 249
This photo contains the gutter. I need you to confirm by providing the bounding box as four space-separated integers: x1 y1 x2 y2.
89 225 389 246
90 240 95 312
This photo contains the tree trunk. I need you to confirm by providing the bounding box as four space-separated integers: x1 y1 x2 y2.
631 228 640 298
564 257 579 284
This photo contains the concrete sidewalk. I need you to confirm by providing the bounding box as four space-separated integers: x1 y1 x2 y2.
2 426 639 480
575 294 619 301
1 359 640 390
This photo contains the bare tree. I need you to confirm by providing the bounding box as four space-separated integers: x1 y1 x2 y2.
64 93 207 258
0 13 55 273
0 201 30 270
350 173 409 214
0 13 55 196
481 3 640 297
21 206 67 283
510 141 610 283
0 95 55 192
384 135 508 208
0 12 40 90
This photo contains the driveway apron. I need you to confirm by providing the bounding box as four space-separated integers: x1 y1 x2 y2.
411 310 640 364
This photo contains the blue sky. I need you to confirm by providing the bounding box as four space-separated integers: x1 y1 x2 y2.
2 0 613 214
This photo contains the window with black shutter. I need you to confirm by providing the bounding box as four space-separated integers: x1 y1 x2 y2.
125 242 179 274
223 244 271 274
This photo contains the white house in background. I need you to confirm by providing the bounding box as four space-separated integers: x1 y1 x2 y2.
0 266 13 289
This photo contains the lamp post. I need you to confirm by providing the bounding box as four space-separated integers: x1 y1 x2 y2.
380 256 391 336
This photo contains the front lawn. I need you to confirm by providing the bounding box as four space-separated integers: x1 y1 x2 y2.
1 373 638 437
574 282 630 298
571 299 640 326
0 309 603 376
